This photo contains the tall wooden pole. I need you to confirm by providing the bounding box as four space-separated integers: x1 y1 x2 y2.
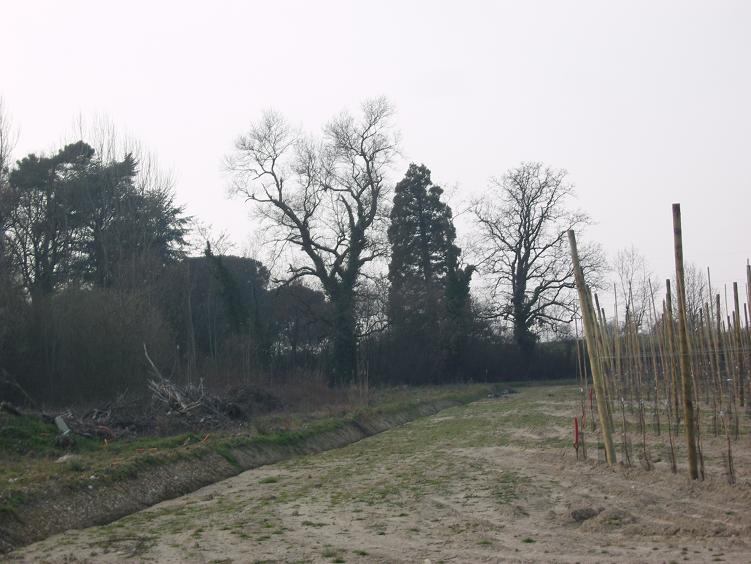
672 203 699 480
733 282 746 408
568 230 616 465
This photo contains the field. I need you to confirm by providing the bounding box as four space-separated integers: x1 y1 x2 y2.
7 383 751 563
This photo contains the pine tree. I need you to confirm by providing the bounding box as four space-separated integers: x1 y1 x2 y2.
6 142 187 295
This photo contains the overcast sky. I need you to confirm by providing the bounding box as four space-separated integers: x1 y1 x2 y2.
3 0 750 297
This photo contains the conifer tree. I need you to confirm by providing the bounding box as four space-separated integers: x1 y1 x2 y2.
387 164 473 382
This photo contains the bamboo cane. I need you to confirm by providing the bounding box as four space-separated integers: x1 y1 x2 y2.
569 230 616 465
665 281 681 425
704 302 721 436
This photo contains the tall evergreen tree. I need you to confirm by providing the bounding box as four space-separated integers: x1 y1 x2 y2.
5 141 187 296
72 151 188 288
387 163 473 382
6 142 93 297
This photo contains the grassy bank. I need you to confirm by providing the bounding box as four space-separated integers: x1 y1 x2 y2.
1 383 491 552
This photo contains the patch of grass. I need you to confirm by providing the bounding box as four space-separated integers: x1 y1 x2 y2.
522 537 536 544
0 492 27 517
0 414 60 456
66 458 87 472
321 545 347 562
107 433 202 454
494 471 530 504
259 476 279 484
0 413 99 456
215 445 241 469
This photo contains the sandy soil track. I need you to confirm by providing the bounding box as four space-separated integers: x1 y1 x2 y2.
7 385 751 563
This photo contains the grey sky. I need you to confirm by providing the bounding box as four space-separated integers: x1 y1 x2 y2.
3 0 750 295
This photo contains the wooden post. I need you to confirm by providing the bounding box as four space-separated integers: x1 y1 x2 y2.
568 230 616 465
672 203 699 480
733 282 746 408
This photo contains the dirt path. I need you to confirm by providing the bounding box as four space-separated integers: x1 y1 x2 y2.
7 385 751 563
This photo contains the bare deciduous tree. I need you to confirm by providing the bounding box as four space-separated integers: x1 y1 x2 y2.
684 262 708 327
614 245 660 330
472 161 605 359
0 100 19 356
0 100 15 177
227 98 398 386
0 99 18 259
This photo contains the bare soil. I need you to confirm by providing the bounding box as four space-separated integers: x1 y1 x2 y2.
7 385 751 563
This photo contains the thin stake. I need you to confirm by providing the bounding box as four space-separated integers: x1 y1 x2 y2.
569 230 616 465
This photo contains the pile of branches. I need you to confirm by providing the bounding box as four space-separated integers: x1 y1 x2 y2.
77 396 136 439
143 344 252 423
144 344 210 415
147 375 206 415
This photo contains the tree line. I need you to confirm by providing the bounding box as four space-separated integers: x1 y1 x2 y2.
0 99 591 404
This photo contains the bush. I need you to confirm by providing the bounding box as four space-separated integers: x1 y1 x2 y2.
16 287 174 404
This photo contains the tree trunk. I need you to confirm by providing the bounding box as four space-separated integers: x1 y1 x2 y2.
331 288 357 387
513 306 536 367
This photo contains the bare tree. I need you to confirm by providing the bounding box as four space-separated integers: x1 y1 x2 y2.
614 245 660 330
227 98 398 386
683 262 708 327
0 99 16 178
0 100 19 356
0 99 18 257
472 161 604 359
71 114 176 198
